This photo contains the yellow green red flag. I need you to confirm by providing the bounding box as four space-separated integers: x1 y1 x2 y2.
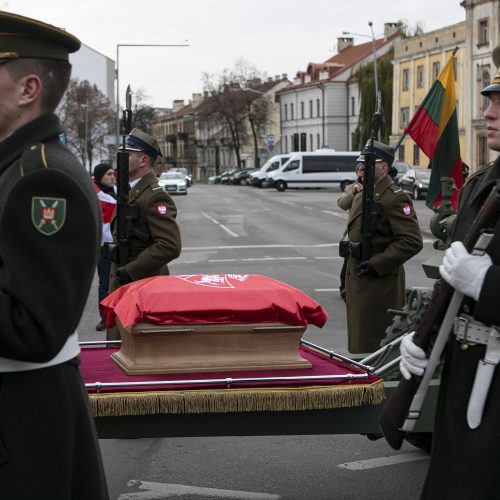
404 50 463 209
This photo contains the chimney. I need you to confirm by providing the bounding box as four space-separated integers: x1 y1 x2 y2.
384 22 399 38
281 73 287 81
172 99 185 113
192 93 203 108
268 76 273 82
337 36 354 52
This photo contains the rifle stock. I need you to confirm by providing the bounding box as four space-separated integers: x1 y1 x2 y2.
379 183 500 449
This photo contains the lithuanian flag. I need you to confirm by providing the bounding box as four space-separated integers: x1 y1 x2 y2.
404 50 463 209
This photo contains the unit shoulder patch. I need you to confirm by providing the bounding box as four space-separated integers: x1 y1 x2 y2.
156 203 168 216
31 196 66 235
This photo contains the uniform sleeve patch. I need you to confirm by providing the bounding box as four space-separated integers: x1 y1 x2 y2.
156 203 168 216
31 196 66 235
401 203 412 216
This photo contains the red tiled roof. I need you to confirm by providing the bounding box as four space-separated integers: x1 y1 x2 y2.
278 32 399 93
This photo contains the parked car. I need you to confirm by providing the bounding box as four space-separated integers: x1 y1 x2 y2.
391 161 411 186
231 168 257 185
170 167 192 186
220 168 242 185
399 168 431 200
158 171 188 195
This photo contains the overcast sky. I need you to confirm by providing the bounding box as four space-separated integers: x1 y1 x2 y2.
4 0 466 109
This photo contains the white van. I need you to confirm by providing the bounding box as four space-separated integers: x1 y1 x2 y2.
249 154 292 188
267 151 360 192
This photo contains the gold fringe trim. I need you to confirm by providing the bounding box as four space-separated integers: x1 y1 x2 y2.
89 380 385 417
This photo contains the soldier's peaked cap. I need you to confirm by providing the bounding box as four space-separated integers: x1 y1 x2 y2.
357 140 395 166
0 11 80 64
122 128 163 159
481 45 500 96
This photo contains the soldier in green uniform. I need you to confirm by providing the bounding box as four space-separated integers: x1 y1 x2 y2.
108 128 182 294
345 141 423 353
0 11 108 499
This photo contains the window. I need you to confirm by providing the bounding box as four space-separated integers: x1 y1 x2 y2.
478 19 489 46
401 107 410 129
316 99 320 117
284 160 300 172
478 135 487 167
398 144 405 161
481 72 491 112
309 100 313 117
351 96 355 116
284 104 288 121
300 133 307 151
417 65 424 88
293 133 299 151
432 61 440 80
302 155 358 173
402 68 409 91
453 58 458 81
413 145 420 166
316 133 321 149
290 103 294 120
300 101 304 119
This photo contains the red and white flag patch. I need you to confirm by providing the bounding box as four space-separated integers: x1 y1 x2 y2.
401 203 412 216
156 204 168 216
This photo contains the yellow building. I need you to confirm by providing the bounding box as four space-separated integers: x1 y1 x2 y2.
390 23 466 168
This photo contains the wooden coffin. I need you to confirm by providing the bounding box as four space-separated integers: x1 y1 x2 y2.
111 320 312 375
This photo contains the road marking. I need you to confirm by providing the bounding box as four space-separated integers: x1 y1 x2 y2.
208 259 237 263
183 243 339 251
315 256 343 260
322 209 347 219
119 480 281 499
201 212 239 238
304 205 314 209
315 288 340 292
337 451 429 471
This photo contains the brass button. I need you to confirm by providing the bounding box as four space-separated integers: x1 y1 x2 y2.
459 342 469 351
463 304 470 314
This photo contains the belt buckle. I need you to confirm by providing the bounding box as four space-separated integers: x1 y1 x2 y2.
456 315 474 348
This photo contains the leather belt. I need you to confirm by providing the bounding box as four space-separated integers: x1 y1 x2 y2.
454 314 500 345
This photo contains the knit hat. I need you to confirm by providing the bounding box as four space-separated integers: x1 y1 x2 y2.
93 163 113 184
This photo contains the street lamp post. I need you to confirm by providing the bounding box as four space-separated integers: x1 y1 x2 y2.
342 22 380 140
115 42 189 146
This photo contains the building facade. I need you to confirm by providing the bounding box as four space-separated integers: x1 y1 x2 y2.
390 23 466 167
277 23 400 154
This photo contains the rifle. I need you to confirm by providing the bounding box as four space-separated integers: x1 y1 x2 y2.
379 183 500 449
359 91 383 265
115 85 136 267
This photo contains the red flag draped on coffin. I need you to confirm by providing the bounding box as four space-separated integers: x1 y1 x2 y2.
101 274 328 328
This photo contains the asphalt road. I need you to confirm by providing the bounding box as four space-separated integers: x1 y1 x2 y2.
79 183 439 499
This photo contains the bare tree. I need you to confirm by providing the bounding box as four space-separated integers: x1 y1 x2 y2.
59 79 114 171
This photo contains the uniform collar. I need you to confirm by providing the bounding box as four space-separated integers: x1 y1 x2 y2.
0 114 62 175
128 170 157 202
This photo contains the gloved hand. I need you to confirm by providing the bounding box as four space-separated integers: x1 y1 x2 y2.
358 260 377 277
400 332 428 381
439 241 492 300
116 266 132 285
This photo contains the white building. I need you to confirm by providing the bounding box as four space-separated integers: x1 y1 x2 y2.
277 23 400 153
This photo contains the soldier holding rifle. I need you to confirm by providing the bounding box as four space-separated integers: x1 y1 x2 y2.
399 47 500 499
345 136 423 353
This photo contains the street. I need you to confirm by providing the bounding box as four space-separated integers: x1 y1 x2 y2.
79 183 439 499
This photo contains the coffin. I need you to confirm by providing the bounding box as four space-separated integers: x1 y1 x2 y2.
102 274 329 375
111 319 311 375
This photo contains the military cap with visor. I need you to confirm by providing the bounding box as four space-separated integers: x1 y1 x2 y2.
0 10 80 64
356 139 395 167
120 128 163 161
481 45 500 96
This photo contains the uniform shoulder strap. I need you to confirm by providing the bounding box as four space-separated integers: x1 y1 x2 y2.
462 163 492 188
19 142 49 176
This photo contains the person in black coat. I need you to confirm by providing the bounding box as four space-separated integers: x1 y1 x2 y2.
0 11 108 499
400 46 500 500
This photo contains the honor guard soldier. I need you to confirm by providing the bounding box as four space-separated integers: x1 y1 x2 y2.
108 128 182 294
401 46 500 500
0 11 108 499
345 140 423 353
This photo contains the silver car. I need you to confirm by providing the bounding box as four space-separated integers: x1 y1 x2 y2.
158 172 188 195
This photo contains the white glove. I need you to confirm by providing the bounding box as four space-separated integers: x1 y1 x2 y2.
399 332 428 381
439 241 492 300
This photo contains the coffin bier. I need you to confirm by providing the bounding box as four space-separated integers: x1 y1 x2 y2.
111 319 312 375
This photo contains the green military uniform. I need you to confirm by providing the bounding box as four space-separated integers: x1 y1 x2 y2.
346 174 423 353
109 170 181 292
